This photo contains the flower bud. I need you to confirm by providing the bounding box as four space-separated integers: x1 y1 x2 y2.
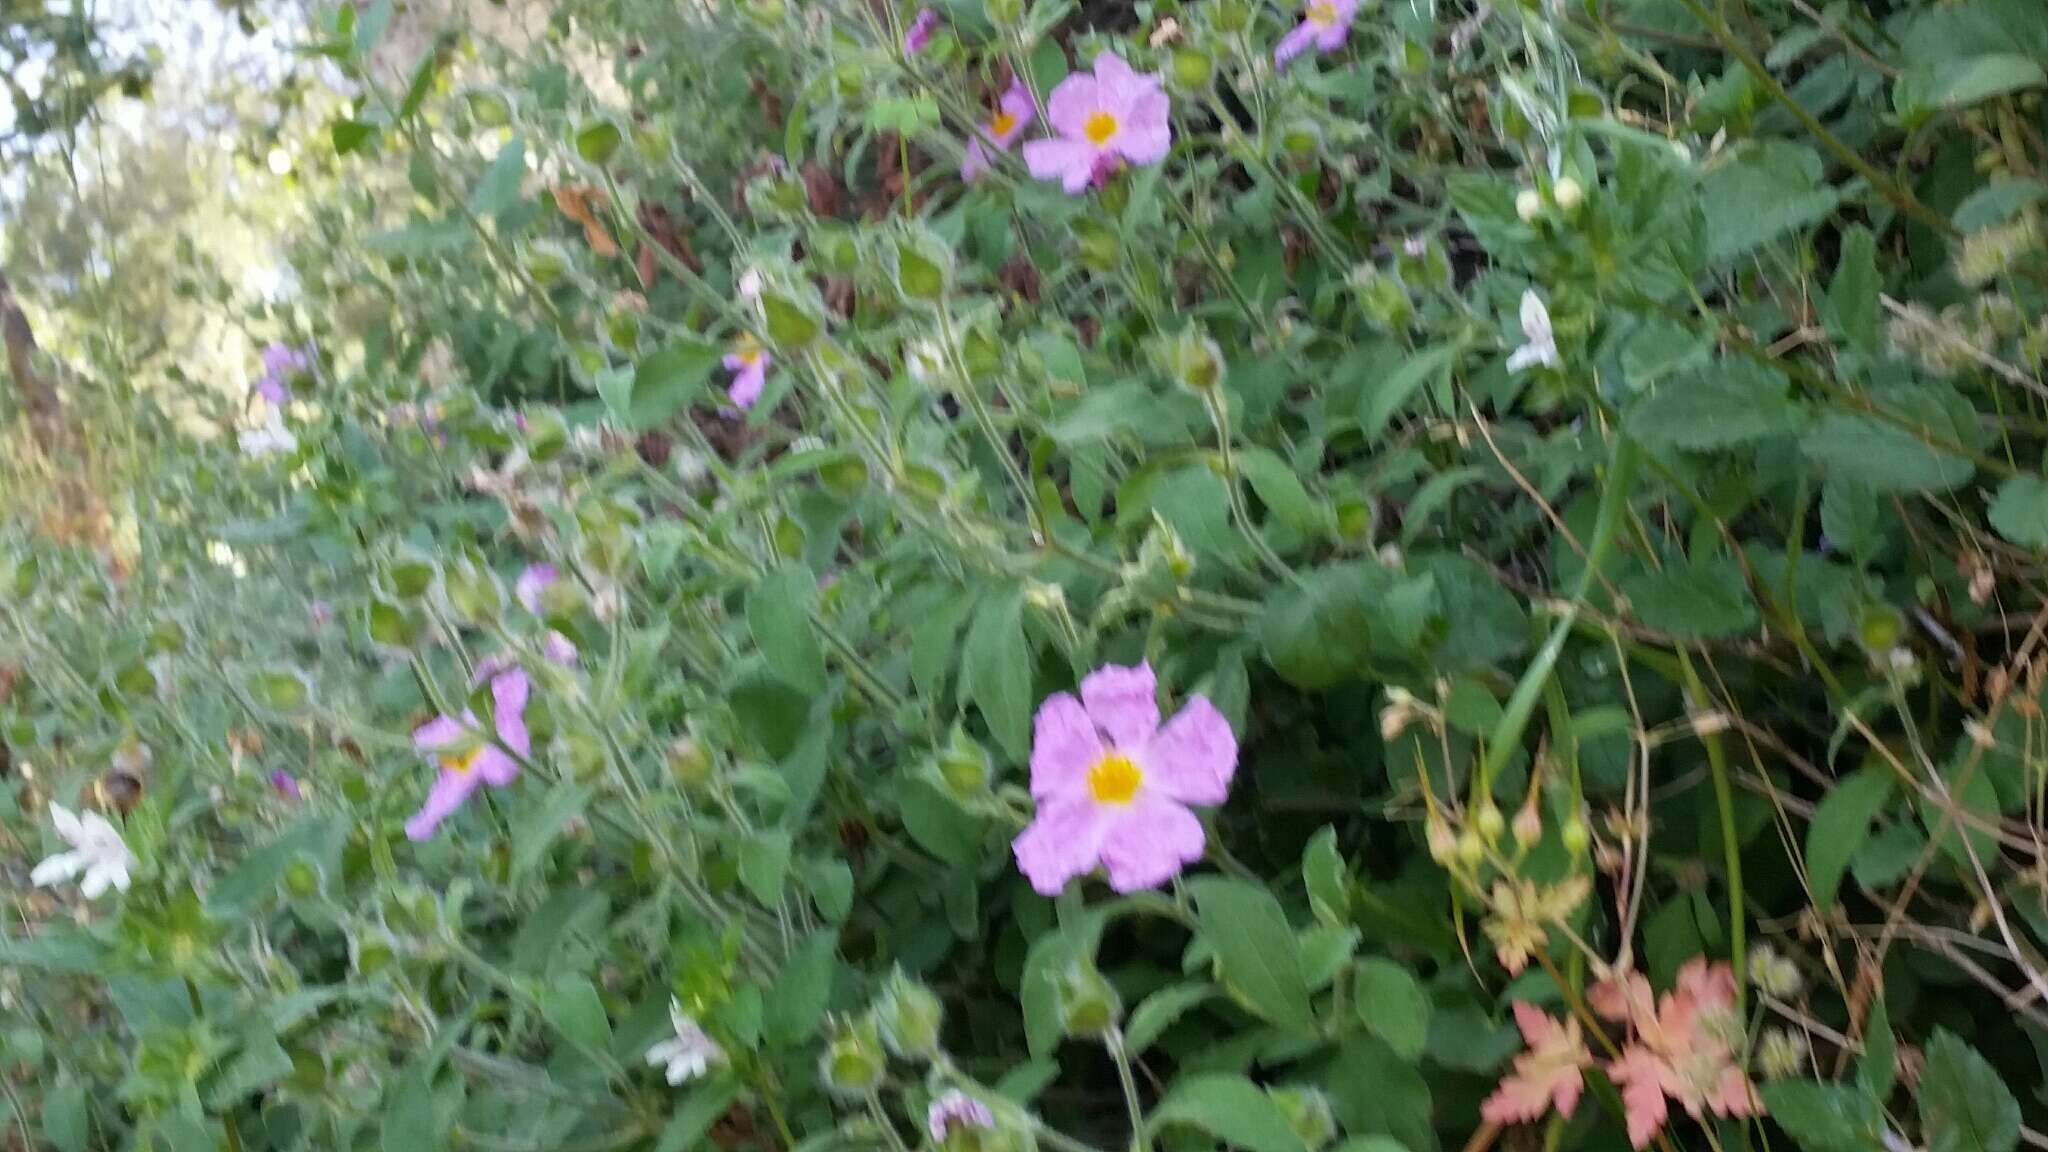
1756 1028 1810 1080
1269 1087 1337 1152
1475 802 1505 843
876 971 945 1061
821 1016 888 1096
284 858 323 898
1171 48 1214 91
667 737 714 789
1056 962 1121 1038
1161 326 1227 393
1552 176 1585 212
1455 830 1485 869
1426 815 1459 865
1561 817 1590 857
937 728 992 801
1515 188 1543 222
1512 799 1543 850
1747 944 1803 999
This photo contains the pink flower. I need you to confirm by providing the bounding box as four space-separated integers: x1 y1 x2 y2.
1275 0 1359 68
903 8 940 56
723 342 771 410
256 341 312 406
1592 960 1761 1148
1012 662 1237 894
270 770 303 801
516 563 558 613
407 666 531 842
1482 1002 1593 1126
962 82 1037 183
1023 53 1171 195
927 1092 996 1142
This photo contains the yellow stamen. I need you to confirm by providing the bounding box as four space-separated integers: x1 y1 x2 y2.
990 110 1019 138
1083 111 1119 146
440 748 482 775
1087 752 1143 805
1308 0 1338 25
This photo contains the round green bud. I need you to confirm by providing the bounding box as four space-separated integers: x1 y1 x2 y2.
821 1017 888 1096
1561 818 1590 857
876 972 944 1061
1171 48 1214 91
1057 962 1121 1038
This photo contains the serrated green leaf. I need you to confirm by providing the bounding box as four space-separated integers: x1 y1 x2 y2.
749 564 827 694
1621 555 1757 638
1126 984 1216 1056
1190 877 1317 1034
1802 410 1974 494
1361 345 1457 437
1989 475 2048 550
764 931 835 1044
1628 360 1804 452
1921 1030 2020 1152
1759 1080 1886 1152
622 338 718 429
1353 958 1430 1061
1827 226 1880 351
962 588 1031 761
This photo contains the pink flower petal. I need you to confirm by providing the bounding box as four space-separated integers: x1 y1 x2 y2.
1044 72 1102 140
1140 696 1236 805
1098 795 1204 891
516 563 557 613
1114 90 1172 166
962 138 996 183
473 745 522 788
491 667 531 757
1608 1046 1671 1149
1275 21 1320 66
729 362 766 409
543 630 579 667
414 714 468 752
1023 137 1100 194
406 768 483 841
996 83 1037 143
1080 661 1159 748
1013 798 1113 895
1030 692 1104 801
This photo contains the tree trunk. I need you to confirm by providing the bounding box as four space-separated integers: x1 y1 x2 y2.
0 268 66 454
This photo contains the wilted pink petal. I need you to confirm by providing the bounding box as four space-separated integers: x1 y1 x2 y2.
1608 1046 1672 1150
1481 1002 1591 1126
902 8 939 55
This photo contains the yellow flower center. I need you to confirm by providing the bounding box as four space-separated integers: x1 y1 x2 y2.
1083 111 1119 146
990 110 1019 137
440 748 482 775
1087 752 1143 805
737 348 762 367
1308 0 1338 25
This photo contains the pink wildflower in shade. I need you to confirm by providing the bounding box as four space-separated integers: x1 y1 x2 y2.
1275 0 1360 68
962 82 1037 183
723 340 772 410
1023 53 1172 195
1011 662 1238 895
406 666 531 842
1592 960 1761 1148
1482 1002 1593 1125
927 1092 996 1142
902 8 940 56
516 563 559 613
270 770 303 801
256 342 311 406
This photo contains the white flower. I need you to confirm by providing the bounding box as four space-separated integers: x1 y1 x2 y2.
738 268 764 303
906 339 947 384
927 1091 997 1142
646 999 723 1086
240 416 298 459
1506 290 1559 373
31 803 136 899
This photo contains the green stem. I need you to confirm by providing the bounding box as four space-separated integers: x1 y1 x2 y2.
1107 1029 1152 1152
1677 649 1746 1012
1481 434 1640 781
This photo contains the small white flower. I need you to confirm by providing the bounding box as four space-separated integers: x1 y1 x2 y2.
738 268 764 303
646 999 724 1086
239 416 298 459
906 339 947 384
31 803 136 900
1506 290 1559 373
1515 188 1543 222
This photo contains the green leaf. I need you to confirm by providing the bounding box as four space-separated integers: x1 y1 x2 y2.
541 976 613 1053
1802 410 1974 494
1126 984 1215 1056
1621 555 1757 638
469 136 527 220
574 121 623 164
1189 877 1317 1033
1353 958 1430 1061
1303 825 1350 926
961 588 1032 761
897 778 985 865
1955 178 2048 232
1929 54 2047 109
1361 345 1457 437
1701 142 1842 262
739 830 794 904
1861 996 1897 1102
1759 1080 1887 1152
1325 1036 1434 1152
43 1079 87 1152
208 1034 296 1108
1827 226 1880 351
1150 1074 1309 1152
247 667 310 710
1989 474 2048 550
764 931 836 1044
622 338 718 429
1806 768 1894 911
512 781 593 880
749 564 827 694
1239 446 1330 538
1627 361 1803 452
381 1067 440 1152
1921 1030 2020 1152
656 1081 742 1152
331 118 378 155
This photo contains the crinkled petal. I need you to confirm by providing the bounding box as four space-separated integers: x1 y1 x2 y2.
1044 73 1102 139
962 137 996 183
996 84 1037 142
1080 661 1159 748
1274 21 1320 66
1114 90 1172 166
1098 796 1205 892
1316 20 1352 51
1031 692 1105 800
1519 290 1552 344
543 630 579 667
80 864 114 900
1023 138 1102 194
1139 696 1236 805
413 714 469 752
1607 1047 1671 1150
473 745 522 788
1012 798 1114 895
406 768 483 842
729 362 766 409
491 667 532 756
516 563 557 613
